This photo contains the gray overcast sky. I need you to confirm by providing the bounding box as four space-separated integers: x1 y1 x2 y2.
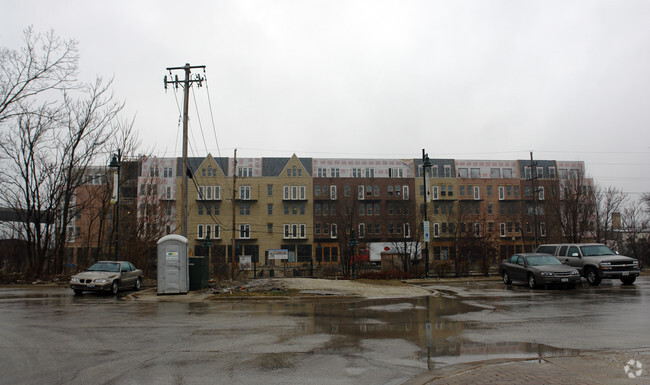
2 0 649 198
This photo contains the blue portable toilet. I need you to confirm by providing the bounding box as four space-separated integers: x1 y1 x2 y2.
157 234 189 294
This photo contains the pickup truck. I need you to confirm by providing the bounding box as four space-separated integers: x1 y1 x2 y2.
535 243 640 286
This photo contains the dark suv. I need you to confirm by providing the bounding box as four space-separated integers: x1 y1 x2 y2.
535 243 640 285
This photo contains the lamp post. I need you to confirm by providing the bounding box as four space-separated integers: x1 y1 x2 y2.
422 149 433 278
109 149 121 261
349 230 359 279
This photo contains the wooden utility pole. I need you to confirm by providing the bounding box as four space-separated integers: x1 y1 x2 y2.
231 149 238 279
530 151 539 249
164 63 205 239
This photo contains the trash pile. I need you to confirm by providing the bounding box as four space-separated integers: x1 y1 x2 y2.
209 278 289 295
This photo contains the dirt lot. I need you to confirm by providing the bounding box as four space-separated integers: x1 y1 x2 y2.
127 276 500 302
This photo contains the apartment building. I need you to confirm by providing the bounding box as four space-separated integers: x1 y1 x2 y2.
68 153 591 274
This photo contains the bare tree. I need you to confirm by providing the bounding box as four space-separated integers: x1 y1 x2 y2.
0 28 131 277
546 169 596 243
0 26 78 125
0 106 59 275
382 200 419 273
594 186 627 246
620 202 649 268
51 79 123 274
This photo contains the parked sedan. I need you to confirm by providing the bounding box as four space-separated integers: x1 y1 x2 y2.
500 253 581 289
69 261 143 295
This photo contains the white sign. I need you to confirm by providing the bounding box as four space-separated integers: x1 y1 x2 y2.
423 221 430 242
166 251 179 261
268 249 289 260
110 170 119 204
239 255 252 270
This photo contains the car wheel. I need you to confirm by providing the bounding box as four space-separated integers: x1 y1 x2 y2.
111 280 119 295
502 271 512 285
621 276 636 285
585 268 601 286
134 277 142 291
73 289 83 295
528 274 537 289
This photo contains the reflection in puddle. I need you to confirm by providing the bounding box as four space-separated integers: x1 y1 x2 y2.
269 295 579 370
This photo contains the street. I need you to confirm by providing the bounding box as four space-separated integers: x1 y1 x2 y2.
0 276 648 385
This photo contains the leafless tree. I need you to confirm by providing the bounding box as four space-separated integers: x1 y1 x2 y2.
382 200 419 273
546 169 596 243
0 28 131 277
620 202 649 268
593 186 627 246
0 26 78 125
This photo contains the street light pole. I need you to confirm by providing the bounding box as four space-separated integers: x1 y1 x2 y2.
109 149 121 261
422 149 433 278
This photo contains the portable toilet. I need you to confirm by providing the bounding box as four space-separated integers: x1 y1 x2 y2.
157 234 189 294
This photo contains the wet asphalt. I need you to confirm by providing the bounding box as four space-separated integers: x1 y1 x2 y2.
0 276 648 385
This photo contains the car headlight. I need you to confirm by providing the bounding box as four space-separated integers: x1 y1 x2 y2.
632 260 639 267
539 272 554 276
94 278 109 283
570 270 579 275
600 262 612 269
70 277 80 283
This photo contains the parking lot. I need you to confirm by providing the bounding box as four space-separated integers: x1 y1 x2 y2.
0 276 648 385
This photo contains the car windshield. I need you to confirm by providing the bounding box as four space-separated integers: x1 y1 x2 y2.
87 262 120 272
580 245 615 256
526 256 561 266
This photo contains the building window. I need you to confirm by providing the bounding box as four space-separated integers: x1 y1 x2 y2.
524 167 532 180
536 167 544 178
239 203 251 215
329 168 340 177
502 168 512 178
500 223 506 237
499 186 505 200
267 184 273 196
548 167 556 179
490 168 500 178
470 168 480 178
330 223 337 238
538 186 545 200
473 186 480 200
433 223 440 238
359 223 366 238
458 168 468 178
239 167 253 177
444 165 451 178
239 186 250 200
239 224 250 239
267 204 273 215
365 168 375 178
403 186 409 200
330 185 337 200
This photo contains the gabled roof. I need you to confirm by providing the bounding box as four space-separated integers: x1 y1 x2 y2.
262 155 312 177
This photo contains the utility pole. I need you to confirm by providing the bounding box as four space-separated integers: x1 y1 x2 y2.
164 63 205 239
231 149 238 279
530 151 539 249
